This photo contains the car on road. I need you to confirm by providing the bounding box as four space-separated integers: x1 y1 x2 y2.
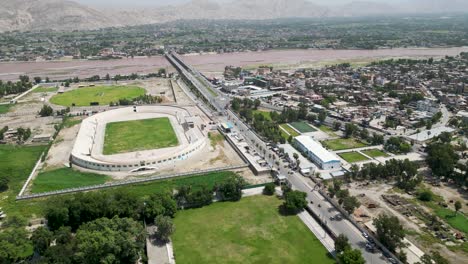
362 232 369 239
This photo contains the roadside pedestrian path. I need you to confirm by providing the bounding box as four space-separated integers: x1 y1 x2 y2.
298 211 335 255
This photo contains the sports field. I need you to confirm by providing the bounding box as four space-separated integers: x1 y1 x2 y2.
339 152 369 163
103 117 179 155
289 121 316 133
49 85 145 106
322 138 366 151
279 124 300 137
362 149 389 158
31 168 111 193
172 195 334 264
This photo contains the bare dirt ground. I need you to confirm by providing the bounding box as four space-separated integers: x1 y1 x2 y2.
428 183 468 214
132 78 175 103
170 79 195 105
43 119 82 170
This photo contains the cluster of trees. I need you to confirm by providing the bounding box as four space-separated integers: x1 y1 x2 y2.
384 137 412 154
39 105 54 117
427 140 466 187
110 94 163 106
327 180 361 214
334 234 365 264
347 159 420 191
374 214 408 263
16 127 32 143
0 75 33 97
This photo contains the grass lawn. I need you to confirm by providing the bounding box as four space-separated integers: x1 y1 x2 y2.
208 131 225 148
252 110 272 121
318 125 337 136
362 149 389 158
0 144 46 219
49 85 145 106
0 104 11 114
103 117 179 155
339 152 370 163
322 138 367 151
435 208 468 234
31 168 111 193
290 121 316 133
172 195 334 264
33 86 58 93
279 124 300 137
63 117 83 128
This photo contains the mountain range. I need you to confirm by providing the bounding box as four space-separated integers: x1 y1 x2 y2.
1 0 467 32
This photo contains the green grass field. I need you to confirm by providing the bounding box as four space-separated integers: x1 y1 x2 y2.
280 124 300 137
318 125 337 136
322 138 367 151
339 152 370 163
103 117 179 155
31 168 111 193
172 195 334 264
63 117 83 128
362 149 389 158
0 104 11 114
0 145 46 219
435 208 468 234
49 85 145 106
33 86 58 93
289 121 316 133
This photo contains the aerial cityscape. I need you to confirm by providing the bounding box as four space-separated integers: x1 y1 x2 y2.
0 0 467 264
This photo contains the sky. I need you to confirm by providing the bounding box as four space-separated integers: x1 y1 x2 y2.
75 0 396 8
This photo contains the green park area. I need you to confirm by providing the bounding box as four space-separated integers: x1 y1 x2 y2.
0 104 11 114
31 168 111 193
172 195 334 264
339 152 370 163
280 124 300 137
362 149 389 158
318 125 337 136
289 121 316 133
49 85 145 106
435 208 468 234
252 110 272 121
33 86 58 93
103 117 179 155
322 138 366 151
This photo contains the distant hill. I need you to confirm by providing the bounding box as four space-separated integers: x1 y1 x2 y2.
1 0 468 32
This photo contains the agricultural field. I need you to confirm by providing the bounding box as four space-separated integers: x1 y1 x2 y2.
31 168 111 193
49 85 145 106
279 124 300 137
339 152 370 163
172 195 334 264
362 149 389 158
322 138 367 151
103 117 179 155
289 121 316 133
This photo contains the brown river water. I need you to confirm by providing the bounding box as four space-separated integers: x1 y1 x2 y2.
1 47 467 81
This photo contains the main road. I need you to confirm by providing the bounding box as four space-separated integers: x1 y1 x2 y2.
167 51 391 264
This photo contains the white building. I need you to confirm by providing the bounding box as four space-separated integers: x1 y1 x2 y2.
294 136 341 170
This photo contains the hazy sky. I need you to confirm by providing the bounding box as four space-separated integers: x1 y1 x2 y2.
76 0 395 7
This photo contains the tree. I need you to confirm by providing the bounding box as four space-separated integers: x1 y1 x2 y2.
283 190 307 214
0 175 9 192
342 196 360 214
374 214 405 252
144 192 177 221
418 251 449 264
337 249 365 264
0 228 34 263
39 104 54 117
263 183 276 196
335 234 351 253
418 190 433 202
34 77 42 84
74 217 145 264
344 123 358 138
455 200 462 215
426 142 458 178
333 121 341 131
154 215 175 242
45 202 69 231
31 227 53 254
217 175 246 201
318 111 327 123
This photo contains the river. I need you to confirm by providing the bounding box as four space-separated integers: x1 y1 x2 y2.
1 47 467 81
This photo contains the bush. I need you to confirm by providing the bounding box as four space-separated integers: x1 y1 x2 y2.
263 183 276 195
418 190 433 202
